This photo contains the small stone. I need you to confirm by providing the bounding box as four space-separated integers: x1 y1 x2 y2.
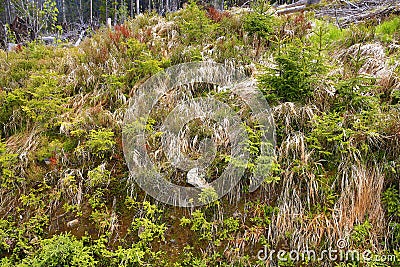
67 219 79 228
7 43 16 51
187 168 209 188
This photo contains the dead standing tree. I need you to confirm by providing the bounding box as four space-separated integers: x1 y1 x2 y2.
9 15 30 42
0 21 6 49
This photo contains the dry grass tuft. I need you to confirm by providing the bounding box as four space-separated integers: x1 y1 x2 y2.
273 102 319 134
333 162 385 249
337 43 399 94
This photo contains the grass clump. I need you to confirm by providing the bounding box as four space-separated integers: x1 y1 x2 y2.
376 16 400 43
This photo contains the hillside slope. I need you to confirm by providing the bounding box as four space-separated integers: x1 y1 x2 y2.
1 2 400 266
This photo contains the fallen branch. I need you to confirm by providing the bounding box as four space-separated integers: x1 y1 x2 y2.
275 0 321 15
340 0 360 9
339 3 400 26
315 0 400 27
276 5 307 15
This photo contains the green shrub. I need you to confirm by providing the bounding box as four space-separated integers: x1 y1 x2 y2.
0 141 18 188
87 164 111 188
1 71 67 131
85 128 116 157
124 38 167 86
243 1 274 56
307 112 349 162
170 46 203 65
258 39 325 103
20 234 97 267
180 210 213 241
334 76 378 112
243 11 273 40
351 219 372 248
171 0 216 44
132 217 166 243
35 139 63 162
382 187 400 217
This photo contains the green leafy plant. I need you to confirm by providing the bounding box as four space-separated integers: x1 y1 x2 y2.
180 209 213 241
85 128 116 157
87 164 111 188
351 219 372 248
20 234 96 267
382 187 400 217
0 140 18 188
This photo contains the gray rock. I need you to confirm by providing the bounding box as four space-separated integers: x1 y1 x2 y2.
187 168 209 188
41 36 56 44
7 43 16 51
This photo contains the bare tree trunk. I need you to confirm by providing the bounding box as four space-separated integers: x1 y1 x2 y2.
121 0 126 22
79 0 84 24
90 0 93 25
160 0 164 14
4 24 8 52
136 0 139 15
5 0 12 24
130 0 133 17
114 0 118 24
35 0 40 37
62 0 67 24
106 0 109 22
148 0 151 11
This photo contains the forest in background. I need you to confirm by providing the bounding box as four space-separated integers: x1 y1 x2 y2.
0 0 297 45
1 0 400 266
